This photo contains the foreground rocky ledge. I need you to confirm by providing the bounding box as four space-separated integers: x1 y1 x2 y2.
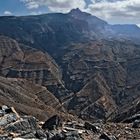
0 105 140 140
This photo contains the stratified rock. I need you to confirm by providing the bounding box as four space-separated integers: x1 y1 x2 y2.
0 35 71 106
0 106 42 139
0 110 18 127
6 116 37 133
0 75 66 121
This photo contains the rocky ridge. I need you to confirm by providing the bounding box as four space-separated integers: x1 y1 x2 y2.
0 105 140 140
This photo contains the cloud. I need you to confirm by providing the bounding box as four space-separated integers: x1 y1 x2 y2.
46 0 86 12
30 11 43 15
4 11 13 16
86 0 140 24
20 0 140 24
20 0 39 9
20 0 86 12
137 24 140 28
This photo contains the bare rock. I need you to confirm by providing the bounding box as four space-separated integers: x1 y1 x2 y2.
42 115 61 130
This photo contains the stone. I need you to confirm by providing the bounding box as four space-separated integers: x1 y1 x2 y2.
4 108 13 114
132 120 140 128
99 133 111 140
20 132 36 139
84 122 98 133
51 133 64 140
42 115 61 130
64 131 83 140
2 105 9 111
0 110 4 117
6 116 37 133
13 138 40 140
123 114 140 123
0 113 18 127
0 134 12 140
35 129 47 139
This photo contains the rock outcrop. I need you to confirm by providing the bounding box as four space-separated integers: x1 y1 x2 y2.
0 106 140 140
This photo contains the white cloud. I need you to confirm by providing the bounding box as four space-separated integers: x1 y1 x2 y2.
137 24 140 28
30 11 43 15
46 0 86 13
20 0 140 24
20 0 39 9
20 0 86 12
86 0 140 24
4 11 13 16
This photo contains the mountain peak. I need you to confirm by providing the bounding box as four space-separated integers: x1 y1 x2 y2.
70 8 82 14
69 8 91 19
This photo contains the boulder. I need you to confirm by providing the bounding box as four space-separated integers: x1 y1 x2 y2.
132 120 140 128
6 116 37 133
51 133 64 140
2 105 9 111
64 131 83 140
99 133 111 140
84 122 98 133
42 115 61 130
35 129 47 139
0 113 18 127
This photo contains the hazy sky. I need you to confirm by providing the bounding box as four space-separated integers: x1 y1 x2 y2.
0 0 140 26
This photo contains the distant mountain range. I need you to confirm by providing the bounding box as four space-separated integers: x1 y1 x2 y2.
0 8 140 123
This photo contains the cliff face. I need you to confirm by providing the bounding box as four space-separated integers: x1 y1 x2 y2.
59 40 140 121
0 9 139 122
0 76 65 121
0 36 66 119
0 36 72 101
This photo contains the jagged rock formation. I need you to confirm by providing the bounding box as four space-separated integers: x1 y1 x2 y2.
0 106 140 140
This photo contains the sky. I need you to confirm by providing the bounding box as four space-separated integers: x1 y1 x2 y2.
0 0 140 26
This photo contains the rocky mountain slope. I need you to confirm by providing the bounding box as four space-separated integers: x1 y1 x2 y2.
0 105 140 140
0 75 66 121
0 9 140 55
0 9 139 125
0 36 72 102
60 39 140 121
